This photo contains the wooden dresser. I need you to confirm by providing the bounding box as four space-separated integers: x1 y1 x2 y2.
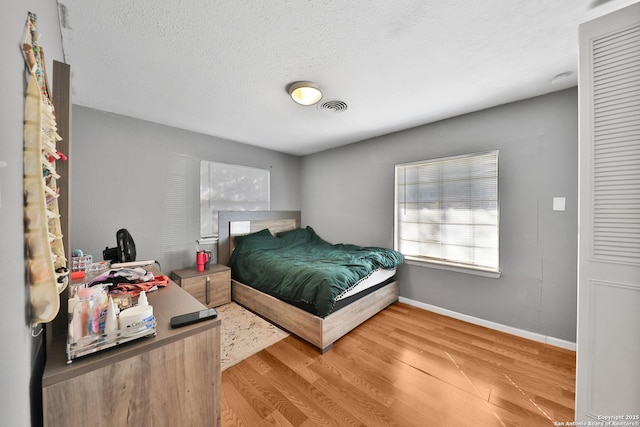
42 280 221 427
170 264 231 308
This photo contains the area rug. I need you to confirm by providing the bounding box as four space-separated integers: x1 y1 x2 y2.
217 302 289 370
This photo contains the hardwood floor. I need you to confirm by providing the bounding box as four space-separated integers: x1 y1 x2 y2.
221 302 576 426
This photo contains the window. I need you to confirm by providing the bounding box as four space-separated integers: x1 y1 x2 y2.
200 160 270 238
394 151 500 275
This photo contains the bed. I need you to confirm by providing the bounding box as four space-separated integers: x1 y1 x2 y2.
218 211 403 352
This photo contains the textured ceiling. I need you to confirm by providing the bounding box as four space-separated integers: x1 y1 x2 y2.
56 0 637 155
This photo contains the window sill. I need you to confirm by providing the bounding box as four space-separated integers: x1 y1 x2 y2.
404 257 502 279
198 237 219 245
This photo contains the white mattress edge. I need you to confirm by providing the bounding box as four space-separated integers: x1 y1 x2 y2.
335 268 397 301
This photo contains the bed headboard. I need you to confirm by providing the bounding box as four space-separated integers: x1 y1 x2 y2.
218 211 301 266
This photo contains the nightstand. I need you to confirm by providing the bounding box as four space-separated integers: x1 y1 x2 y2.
170 264 231 308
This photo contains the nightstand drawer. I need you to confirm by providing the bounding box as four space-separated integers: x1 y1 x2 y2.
182 271 230 307
170 265 231 308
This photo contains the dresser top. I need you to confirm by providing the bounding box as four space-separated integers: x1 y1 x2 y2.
43 278 219 386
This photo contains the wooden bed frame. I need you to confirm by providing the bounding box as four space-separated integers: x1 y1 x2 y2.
218 210 400 352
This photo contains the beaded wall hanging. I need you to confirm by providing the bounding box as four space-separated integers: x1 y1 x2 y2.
22 12 69 326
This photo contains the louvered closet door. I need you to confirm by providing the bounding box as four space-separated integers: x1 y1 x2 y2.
576 3 640 421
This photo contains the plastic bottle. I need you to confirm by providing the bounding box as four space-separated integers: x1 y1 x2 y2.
77 288 93 337
91 285 108 333
91 301 100 334
138 291 148 306
68 297 83 342
104 296 119 334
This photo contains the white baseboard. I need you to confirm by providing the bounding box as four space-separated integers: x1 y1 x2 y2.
398 297 577 351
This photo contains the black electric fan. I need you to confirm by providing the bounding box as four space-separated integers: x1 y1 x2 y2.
103 228 137 263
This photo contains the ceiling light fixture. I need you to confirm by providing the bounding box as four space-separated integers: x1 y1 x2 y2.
288 81 323 106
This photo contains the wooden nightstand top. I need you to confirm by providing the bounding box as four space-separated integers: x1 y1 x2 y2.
171 264 230 280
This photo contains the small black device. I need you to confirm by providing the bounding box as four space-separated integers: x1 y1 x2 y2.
103 228 137 263
170 308 217 328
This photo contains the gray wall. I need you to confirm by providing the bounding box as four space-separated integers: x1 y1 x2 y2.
1 1 64 425
70 106 302 274
301 88 578 343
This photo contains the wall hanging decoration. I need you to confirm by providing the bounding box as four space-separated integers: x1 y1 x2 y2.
22 12 69 326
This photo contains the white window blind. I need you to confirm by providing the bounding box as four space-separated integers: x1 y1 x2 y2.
200 161 270 238
394 151 500 273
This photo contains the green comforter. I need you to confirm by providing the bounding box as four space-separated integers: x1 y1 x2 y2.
229 227 404 317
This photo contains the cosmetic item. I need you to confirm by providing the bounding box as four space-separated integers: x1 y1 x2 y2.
68 297 78 322
111 293 131 311
137 291 148 306
91 301 100 334
104 296 119 334
68 297 81 342
71 270 85 279
70 300 84 341
77 288 93 337
89 285 108 333
69 283 86 299
118 304 154 330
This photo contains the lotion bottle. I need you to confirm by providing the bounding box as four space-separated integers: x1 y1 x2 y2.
104 296 119 334
138 291 148 306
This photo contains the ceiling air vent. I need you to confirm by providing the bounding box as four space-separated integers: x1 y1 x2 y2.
317 99 348 113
